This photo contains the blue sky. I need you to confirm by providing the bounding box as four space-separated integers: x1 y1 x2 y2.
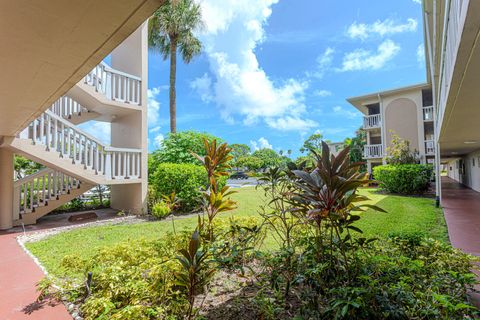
146 0 426 156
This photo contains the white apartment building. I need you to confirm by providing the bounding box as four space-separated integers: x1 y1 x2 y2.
347 0 480 203
0 1 163 229
347 84 435 174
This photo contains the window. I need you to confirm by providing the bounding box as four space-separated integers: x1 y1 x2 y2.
473 158 476 167
422 88 433 107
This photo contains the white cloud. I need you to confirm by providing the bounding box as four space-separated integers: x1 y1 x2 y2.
147 87 161 128
332 105 360 119
314 89 332 97
412 0 421 4
197 0 315 132
154 133 164 148
309 47 335 79
190 73 213 103
78 121 111 144
347 18 418 40
417 43 425 65
339 39 400 72
265 116 317 131
250 137 272 151
149 126 161 134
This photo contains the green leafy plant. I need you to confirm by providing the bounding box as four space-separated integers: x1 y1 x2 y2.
151 201 172 219
151 163 207 212
374 164 433 194
175 230 215 320
192 139 237 240
290 141 385 269
385 132 420 165
149 131 221 168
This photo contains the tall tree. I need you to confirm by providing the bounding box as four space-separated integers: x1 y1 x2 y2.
300 133 324 154
148 0 203 133
229 143 251 169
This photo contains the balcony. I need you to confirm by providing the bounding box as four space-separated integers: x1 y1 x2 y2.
363 114 381 129
425 140 435 155
423 106 434 121
84 62 142 105
364 144 384 159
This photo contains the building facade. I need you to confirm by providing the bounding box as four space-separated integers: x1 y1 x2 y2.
347 84 435 174
0 1 162 229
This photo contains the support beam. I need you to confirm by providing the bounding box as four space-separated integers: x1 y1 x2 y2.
110 21 148 214
0 148 14 229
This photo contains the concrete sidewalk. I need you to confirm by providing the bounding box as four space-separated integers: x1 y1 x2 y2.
441 176 480 308
0 232 71 319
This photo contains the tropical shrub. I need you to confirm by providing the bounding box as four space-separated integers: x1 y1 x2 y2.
151 201 171 219
192 139 237 241
374 164 433 194
151 163 206 212
385 133 420 165
150 131 221 166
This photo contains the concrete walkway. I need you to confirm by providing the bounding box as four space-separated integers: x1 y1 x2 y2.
441 176 480 307
0 232 71 319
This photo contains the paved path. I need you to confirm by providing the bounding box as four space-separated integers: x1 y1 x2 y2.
441 176 480 308
0 232 71 319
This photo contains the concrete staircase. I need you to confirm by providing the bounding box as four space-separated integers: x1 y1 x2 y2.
4 62 144 226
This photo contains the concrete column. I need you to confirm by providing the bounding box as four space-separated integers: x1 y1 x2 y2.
0 148 14 229
109 21 148 214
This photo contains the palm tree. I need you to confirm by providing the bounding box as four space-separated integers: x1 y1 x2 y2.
148 0 203 133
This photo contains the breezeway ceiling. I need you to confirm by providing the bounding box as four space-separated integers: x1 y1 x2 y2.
0 0 163 137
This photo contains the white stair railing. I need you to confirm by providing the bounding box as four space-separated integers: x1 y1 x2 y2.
13 168 81 218
423 106 434 121
364 144 384 159
425 140 435 155
84 62 141 105
25 111 142 180
363 114 381 129
49 96 89 120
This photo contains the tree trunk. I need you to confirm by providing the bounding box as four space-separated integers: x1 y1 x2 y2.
169 38 177 133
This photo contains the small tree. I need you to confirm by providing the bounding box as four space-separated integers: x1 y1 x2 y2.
229 143 251 170
237 155 262 171
385 133 419 165
300 133 324 154
192 139 237 241
252 148 283 169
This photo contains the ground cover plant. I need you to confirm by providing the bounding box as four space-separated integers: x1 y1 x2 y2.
28 142 477 319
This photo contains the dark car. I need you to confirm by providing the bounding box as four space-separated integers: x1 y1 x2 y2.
230 171 249 180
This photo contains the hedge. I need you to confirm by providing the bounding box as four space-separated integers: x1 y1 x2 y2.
151 163 226 212
373 164 433 194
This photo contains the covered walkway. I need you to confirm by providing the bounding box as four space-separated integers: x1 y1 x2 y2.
441 176 480 307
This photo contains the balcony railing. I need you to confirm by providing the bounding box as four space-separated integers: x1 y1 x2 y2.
364 144 384 159
26 111 142 180
425 140 435 155
423 106 434 121
363 114 381 129
84 62 142 106
437 0 469 125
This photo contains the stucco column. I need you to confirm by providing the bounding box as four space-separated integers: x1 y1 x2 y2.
109 21 148 214
0 148 14 229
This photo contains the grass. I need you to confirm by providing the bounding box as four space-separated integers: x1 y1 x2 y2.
26 186 447 277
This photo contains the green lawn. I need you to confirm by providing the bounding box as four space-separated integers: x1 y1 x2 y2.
26 187 447 277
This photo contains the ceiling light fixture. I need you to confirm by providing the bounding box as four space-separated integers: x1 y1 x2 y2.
464 141 477 144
